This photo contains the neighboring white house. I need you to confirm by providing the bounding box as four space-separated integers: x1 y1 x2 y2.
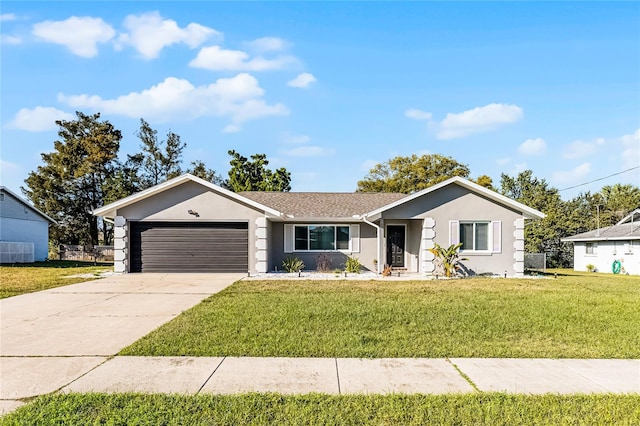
562 209 640 275
0 187 55 263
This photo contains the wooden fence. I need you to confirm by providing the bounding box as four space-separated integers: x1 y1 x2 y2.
59 245 114 262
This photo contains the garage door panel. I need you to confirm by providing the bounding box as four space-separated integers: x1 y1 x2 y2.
130 222 249 273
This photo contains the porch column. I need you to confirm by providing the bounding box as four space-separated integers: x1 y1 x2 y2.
255 217 268 273
513 218 525 277
113 216 127 273
421 217 436 275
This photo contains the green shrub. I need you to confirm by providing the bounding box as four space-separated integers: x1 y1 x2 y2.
344 256 362 273
282 257 305 273
586 264 597 273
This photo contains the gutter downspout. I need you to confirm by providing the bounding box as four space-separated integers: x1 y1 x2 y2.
362 215 383 274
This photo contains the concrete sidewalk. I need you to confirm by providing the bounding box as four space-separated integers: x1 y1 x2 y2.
0 273 243 415
2 274 639 415
2 356 638 415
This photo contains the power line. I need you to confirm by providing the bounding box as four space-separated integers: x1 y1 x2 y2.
558 166 640 191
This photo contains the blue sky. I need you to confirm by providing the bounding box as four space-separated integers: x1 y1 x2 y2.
1 2 639 199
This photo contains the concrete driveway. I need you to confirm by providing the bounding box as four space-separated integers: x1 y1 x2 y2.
0 273 242 405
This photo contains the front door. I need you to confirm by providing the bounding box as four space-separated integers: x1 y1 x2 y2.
386 225 405 268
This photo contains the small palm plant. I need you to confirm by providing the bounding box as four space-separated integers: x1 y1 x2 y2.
428 242 468 278
344 256 362 273
282 256 305 273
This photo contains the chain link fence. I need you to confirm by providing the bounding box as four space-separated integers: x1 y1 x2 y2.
524 253 546 273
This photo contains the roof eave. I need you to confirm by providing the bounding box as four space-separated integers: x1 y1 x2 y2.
92 174 282 218
278 216 365 222
363 177 546 219
0 186 57 224
562 236 640 242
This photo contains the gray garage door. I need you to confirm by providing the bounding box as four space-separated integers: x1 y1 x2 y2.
129 222 248 273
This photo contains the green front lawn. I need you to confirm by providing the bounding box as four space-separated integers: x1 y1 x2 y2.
2 393 638 425
122 275 640 358
0 261 111 299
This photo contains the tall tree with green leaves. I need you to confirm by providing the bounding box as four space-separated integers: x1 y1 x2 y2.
226 150 291 192
137 118 186 188
102 153 144 205
499 170 572 267
357 154 470 193
187 160 224 185
23 112 122 246
473 175 495 190
597 184 640 226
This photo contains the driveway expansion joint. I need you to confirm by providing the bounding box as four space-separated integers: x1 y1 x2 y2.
446 357 480 392
197 356 227 394
334 358 341 395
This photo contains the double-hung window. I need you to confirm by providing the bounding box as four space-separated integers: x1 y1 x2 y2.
585 243 597 255
285 224 359 252
449 220 501 253
460 222 489 251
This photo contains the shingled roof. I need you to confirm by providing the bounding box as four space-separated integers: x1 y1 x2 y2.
562 223 640 241
239 192 407 218
563 208 640 241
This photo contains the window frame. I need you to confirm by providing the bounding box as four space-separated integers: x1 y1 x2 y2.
585 242 597 255
293 224 353 252
459 221 491 253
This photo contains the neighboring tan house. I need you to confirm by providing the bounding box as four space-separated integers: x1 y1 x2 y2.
562 209 640 275
0 186 56 263
93 174 545 276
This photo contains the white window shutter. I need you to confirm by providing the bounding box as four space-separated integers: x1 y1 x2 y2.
449 221 459 246
284 224 293 253
491 221 502 253
350 224 360 252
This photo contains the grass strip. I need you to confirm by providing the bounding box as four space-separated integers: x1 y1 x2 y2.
2 393 638 425
122 276 640 358
0 261 110 299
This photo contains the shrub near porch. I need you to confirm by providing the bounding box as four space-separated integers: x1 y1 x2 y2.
121 275 640 359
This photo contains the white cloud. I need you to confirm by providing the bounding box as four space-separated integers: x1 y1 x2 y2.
552 162 591 184
405 109 432 121
435 103 523 139
287 72 316 88
496 157 511 166
58 74 288 131
32 16 115 58
222 124 242 133
1 13 17 21
189 45 296 71
282 133 311 144
518 137 547 156
7 107 74 132
1 35 22 45
245 36 288 52
116 12 220 59
562 138 606 159
620 128 640 169
284 146 335 157
0 159 19 173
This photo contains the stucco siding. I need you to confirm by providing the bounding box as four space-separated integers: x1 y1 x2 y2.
269 222 378 272
381 185 523 276
0 217 49 261
115 181 265 273
573 241 639 275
